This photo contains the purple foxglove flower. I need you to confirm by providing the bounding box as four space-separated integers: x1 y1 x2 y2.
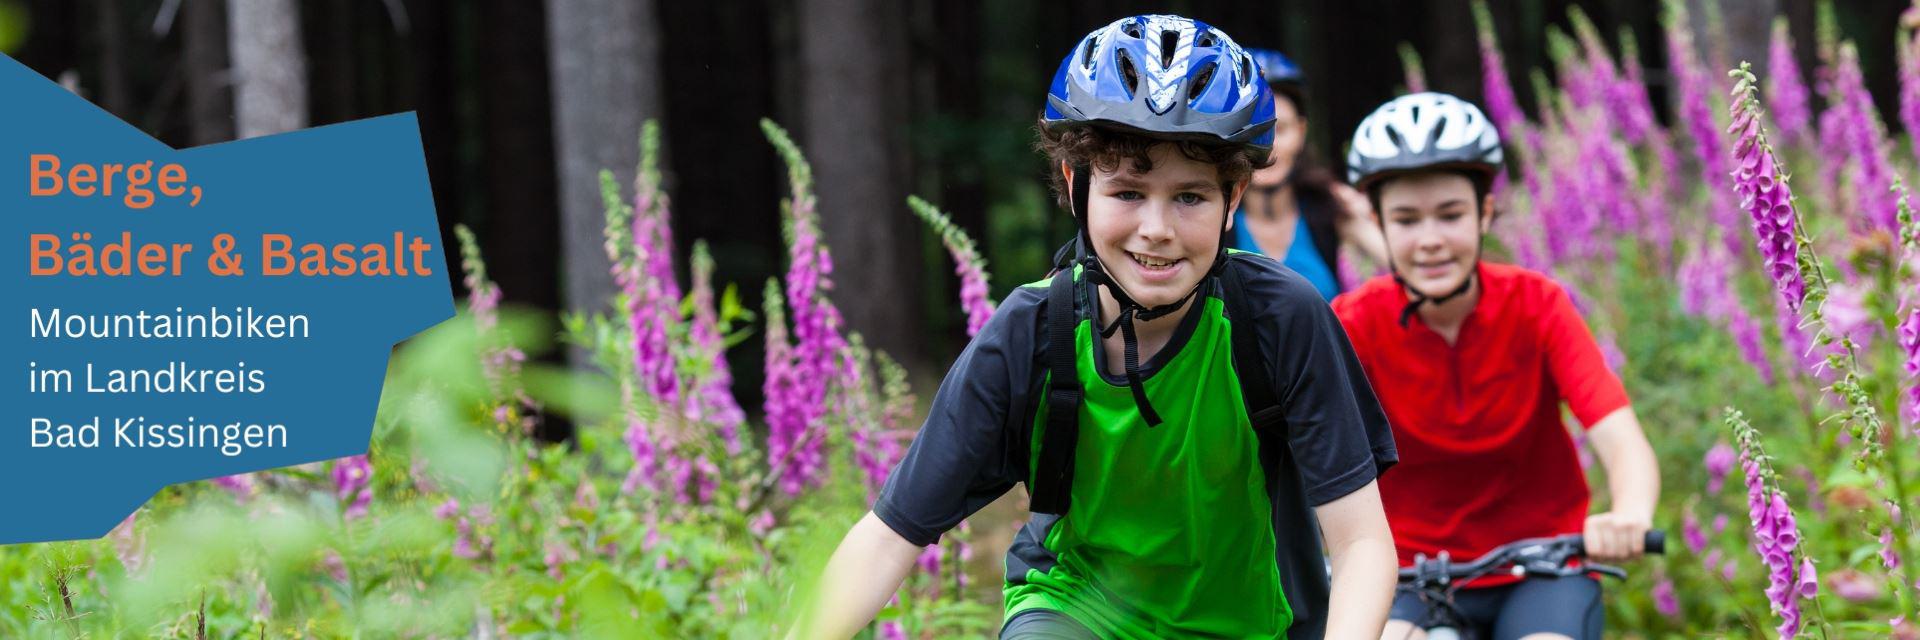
1705 548 1724 573
1817 45 1900 233
1825 280 1873 348
110 510 145 575
1474 4 1525 134
1904 33 1920 168
331 455 373 520
1902 310 1920 422
1653 577 1681 619
1668 5 1743 256
322 550 348 582
1827 569 1881 602
544 539 579 580
1705 443 1736 493
1684 510 1710 553
1885 528 1904 571
687 245 745 453
880 622 906 640
621 418 659 495
212 473 256 501
1767 18 1812 147
1796 557 1819 598
1729 69 1808 313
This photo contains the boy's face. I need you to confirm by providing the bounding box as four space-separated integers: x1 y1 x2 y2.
1079 143 1243 309
1377 171 1492 296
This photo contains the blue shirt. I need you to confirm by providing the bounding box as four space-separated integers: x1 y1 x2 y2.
1233 203 1341 302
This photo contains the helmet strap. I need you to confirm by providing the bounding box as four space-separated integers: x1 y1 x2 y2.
1064 163 1232 427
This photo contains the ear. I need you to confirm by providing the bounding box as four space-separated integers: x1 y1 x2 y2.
1479 192 1496 234
1062 162 1076 215
1224 179 1250 231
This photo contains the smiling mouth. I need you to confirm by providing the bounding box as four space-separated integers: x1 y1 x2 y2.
1130 252 1181 270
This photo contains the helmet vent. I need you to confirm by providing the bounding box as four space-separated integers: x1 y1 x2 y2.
1117 49 1140 96
1190 63 1216 101
1238 55 1252 87
1083 36 1100 69
1122 21 1142 38
1198 33 1216 48
1160 31 1178 67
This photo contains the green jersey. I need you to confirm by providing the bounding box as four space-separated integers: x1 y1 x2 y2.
873 253 1395 638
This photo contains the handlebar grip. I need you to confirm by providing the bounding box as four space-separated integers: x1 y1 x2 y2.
1570 530 1667 555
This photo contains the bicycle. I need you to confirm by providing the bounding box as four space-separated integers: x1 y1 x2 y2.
1393 530 1667 640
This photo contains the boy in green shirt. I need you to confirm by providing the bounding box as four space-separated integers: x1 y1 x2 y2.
794 15 1399 639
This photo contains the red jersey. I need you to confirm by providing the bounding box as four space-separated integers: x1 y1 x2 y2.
1331 262 1629 587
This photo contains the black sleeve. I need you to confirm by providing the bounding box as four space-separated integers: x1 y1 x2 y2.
870 287 1042 546
1240 258 1398 506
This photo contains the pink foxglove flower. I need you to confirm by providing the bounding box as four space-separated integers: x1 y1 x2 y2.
212 473 256 501
1731 409 1808 638
1827 568 1882 603
110 510 145 576
1667 2 1743 257
1653 577 1681 619
1816 45 1899 233
1766 18 1812 146
1903 30 1920 168
1705 443 1736 494
763 120 850 495
1901 310 1920 422
1684 509 1709 553
1729 65 1808 313
331 454 373 520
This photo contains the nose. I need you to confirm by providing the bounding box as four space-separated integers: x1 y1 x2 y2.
1412 219 1446 253
1136 203 1175 243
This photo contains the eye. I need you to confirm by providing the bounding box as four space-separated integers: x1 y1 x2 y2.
1175 192 1206 205
1440 211 1465 222
1113 190 1144 201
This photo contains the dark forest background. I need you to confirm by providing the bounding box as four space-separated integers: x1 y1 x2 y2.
5 0 1911 434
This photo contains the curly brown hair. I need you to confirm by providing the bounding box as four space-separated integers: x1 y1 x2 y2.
1033 117 1273 209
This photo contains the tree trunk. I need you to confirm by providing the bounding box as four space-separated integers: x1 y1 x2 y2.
183 0 234 145
480 1 560 313
544 0 663 327
90 0 131 118
798 0 924 369
227 0 307 138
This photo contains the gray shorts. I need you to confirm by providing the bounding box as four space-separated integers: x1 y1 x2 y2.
1000 609 1098 640
1389 575 1602 640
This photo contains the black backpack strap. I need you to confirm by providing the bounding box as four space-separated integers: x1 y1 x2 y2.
1221 258 1286 432
1029 267 1082 515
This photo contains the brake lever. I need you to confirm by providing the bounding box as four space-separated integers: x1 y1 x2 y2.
1584 562 1628 580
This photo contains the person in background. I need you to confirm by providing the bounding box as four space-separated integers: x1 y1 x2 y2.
1236 48 1387 302
1331 92 1660 640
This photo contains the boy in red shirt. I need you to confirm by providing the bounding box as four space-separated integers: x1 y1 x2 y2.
1330 93 1661 640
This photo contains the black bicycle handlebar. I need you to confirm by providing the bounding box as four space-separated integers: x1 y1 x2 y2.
1397 530 1666 584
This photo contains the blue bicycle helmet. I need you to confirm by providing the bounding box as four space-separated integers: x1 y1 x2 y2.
1043 15 1276 155
1246 48 1303 88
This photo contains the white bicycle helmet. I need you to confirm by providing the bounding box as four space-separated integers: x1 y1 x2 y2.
1346 92 1503 191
